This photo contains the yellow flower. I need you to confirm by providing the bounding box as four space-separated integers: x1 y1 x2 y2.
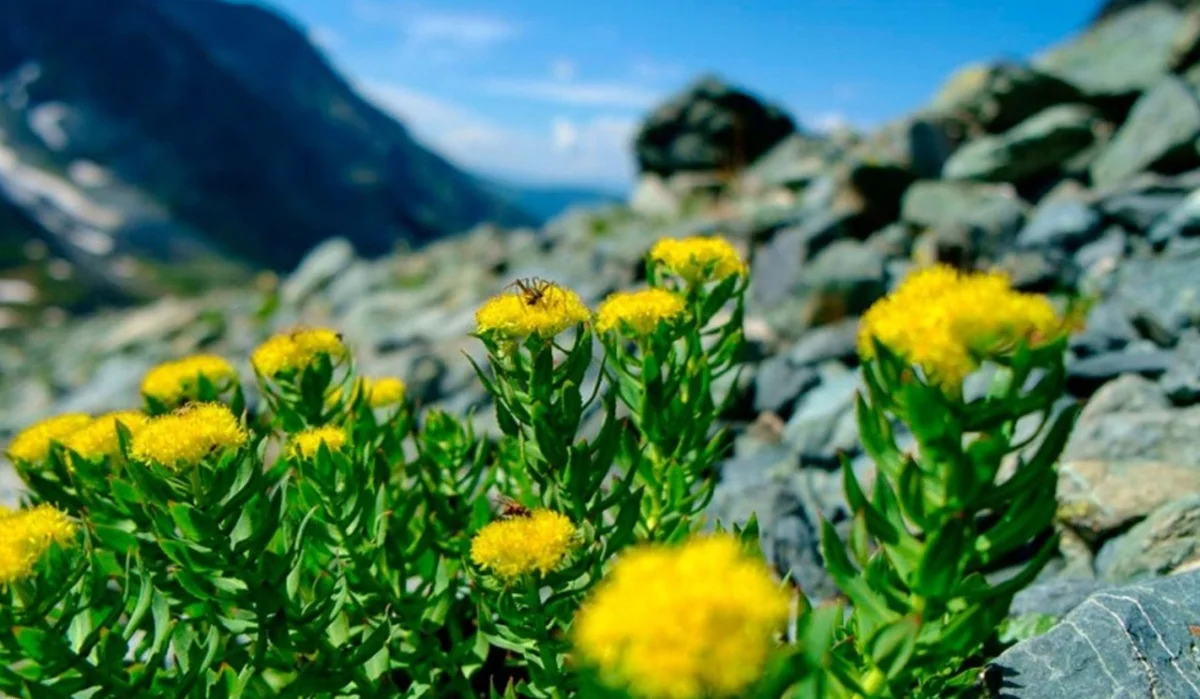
251 328 348 378
858 264 1069 390
288 425 348 459
475 281 591 340
140 354 238 405
469 509 577 580
61 411 150 460
362 377 407 407
572 535 790 699
0 504 77 585
649 236 746 285
595 288 687 337
5 413 93 464
130 403 248 470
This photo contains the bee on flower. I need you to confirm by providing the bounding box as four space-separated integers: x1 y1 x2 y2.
469 508 578 581
474 277 591 341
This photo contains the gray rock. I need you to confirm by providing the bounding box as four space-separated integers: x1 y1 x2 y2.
628 174 681 217
1035 2 1184 99
785 318 860 367
1075 373 1172 417
1091 76 1200 190
1058 459 1200 542
847 113 959 179
279 237 356 307
1064 393 1200 468
989 569 1200 698
996 248 1077 292
782 366 861 463
901 180 1028 249
1096 495 1200 581
1097 189 1187 232
1008 578 1111 619
796 239 888 318
1017 199 1103 251
1066 343 1174 394
942 104 1100 182
741 134 842 193
1162 328 1200 405
749 214 846 308
1112 246 1200 335
929 61 1085 134
1148 188 1200 248
752 355 818 416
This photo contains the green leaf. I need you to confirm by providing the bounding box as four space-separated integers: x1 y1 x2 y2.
867 616 920 680
913 522 967 597
999 613 1059 645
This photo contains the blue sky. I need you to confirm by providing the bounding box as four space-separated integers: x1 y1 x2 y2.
261 0 1099 190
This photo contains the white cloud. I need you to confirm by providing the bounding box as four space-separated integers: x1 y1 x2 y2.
550 58 577 82
361 81 636 187
810 111 852 133
484 79 662 109
350 1 520 62
630 57 686 83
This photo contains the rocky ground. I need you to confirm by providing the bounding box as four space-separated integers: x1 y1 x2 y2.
6 3 1200 695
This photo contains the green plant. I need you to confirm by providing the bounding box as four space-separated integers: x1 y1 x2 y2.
0 241 1081 698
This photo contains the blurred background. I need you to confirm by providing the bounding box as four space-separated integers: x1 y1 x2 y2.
6 0 1200 604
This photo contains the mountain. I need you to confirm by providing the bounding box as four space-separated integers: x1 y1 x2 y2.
0 0 537 313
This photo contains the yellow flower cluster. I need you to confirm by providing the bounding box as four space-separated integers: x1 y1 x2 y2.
288 425 348 459
572 535 790 699
475 282 591 341
858 264 1068 390
595 288 686 337
5 413 93 464
61 411 149 460
469 509 577 580
0 504 77 585
130 403 247 470
140 354 238 405
251 328 348 378
649 236 746 285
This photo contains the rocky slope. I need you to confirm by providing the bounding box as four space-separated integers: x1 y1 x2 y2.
0 0 536 321
5 3 1200 695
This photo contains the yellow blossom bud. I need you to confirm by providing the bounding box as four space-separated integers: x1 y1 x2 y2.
288 425 348 459
251 328 348 378
649 236 746 285
572 535 790 699
595 288 687 337
469 509 577 580
475 280 591 341
61 410 149 461
5 413 92 465
130 403 248 470
140 354 238 406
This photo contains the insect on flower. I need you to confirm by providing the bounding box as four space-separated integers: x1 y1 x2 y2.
504 277 558 308
493 495 533 519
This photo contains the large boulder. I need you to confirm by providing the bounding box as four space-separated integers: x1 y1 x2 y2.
929 61 1084 134
634 75 797 177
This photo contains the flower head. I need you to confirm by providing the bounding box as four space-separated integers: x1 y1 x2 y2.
5 414 93 465
251 328 348 378
572 535 790 699
334 377 407 408
0 504 78 585
61 411 149 460
288 425 348 459
649 236 746 285
130 403 248 470
596 288 687 337
140 354 238 405
469 509 577 580
475 280 591 341
858 264 1070 390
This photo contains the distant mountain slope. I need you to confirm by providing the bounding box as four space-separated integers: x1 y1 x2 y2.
0 0 536 287
479 179 626 222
